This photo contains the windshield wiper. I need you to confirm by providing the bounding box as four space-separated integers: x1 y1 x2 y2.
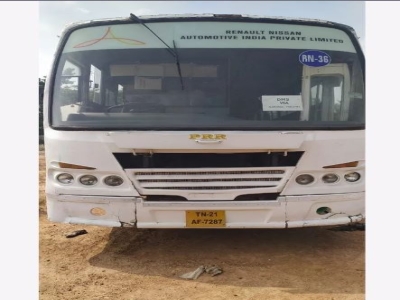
129 14 184 90
172 40 184 91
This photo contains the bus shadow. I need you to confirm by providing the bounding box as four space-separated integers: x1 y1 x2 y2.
89 226 364 295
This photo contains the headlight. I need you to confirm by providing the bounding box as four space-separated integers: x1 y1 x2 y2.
344 172 361 182
322 173 339 184
79 175 98 186
104 175 124 186
56 173 74 184
295 174 315 185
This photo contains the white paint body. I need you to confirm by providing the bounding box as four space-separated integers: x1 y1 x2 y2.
44 129 365 228
44 15 365 228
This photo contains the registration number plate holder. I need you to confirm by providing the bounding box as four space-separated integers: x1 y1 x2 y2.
186 210 226 228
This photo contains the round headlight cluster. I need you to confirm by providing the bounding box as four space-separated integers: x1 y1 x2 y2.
322 173 339 184
79 175 98 186
344 172 361 182
296 172 361 185
56 173 124 187
295 174 315 185
104 175 124 186
56 173 74 184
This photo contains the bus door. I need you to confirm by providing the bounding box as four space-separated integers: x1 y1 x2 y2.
301 64 350 122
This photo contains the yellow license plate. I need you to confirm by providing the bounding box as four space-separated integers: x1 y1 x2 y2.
186 210 226 228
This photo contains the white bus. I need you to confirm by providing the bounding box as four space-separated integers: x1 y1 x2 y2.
44 14 365 229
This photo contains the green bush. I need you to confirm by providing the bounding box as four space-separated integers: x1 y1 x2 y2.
39 78 45 136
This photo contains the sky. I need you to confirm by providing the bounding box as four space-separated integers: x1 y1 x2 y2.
39 1 365 78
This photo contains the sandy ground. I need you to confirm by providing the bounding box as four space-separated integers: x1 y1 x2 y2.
39 148 365 300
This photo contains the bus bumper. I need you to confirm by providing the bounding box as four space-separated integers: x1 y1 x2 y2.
46 192 364 228
46 194 137 227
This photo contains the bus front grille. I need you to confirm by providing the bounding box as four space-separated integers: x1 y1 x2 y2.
126 167 295 200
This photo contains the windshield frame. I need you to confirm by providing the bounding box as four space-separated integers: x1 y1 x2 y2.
47 16 365 131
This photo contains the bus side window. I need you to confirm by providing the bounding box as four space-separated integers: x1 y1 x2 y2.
105 84 124 106
117 85 124 104
89 65 102 105
301 64 351 122
309 75 344 121
59 60 81 106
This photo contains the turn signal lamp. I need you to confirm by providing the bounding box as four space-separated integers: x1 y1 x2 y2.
323 161 358 169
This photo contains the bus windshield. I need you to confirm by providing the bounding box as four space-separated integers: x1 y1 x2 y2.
51 21 364 130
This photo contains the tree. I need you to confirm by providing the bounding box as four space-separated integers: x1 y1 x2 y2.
39 77 46 136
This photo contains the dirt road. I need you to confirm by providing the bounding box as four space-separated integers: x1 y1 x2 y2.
39 149 365 300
